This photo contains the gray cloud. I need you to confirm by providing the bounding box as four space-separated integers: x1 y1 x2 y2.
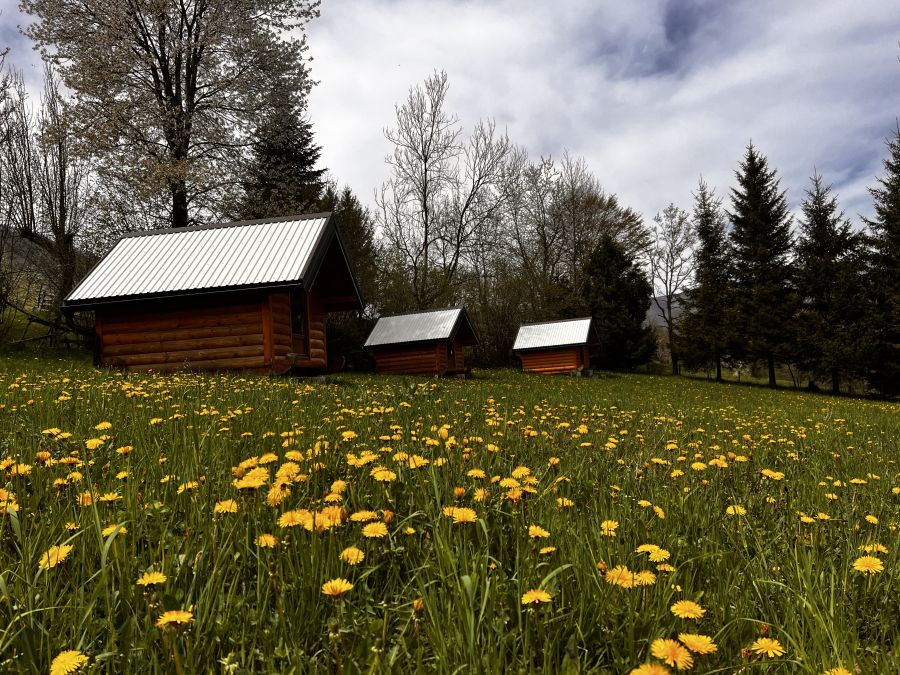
3 0 898 227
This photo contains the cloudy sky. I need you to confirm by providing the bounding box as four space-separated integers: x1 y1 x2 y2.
3 0 900 227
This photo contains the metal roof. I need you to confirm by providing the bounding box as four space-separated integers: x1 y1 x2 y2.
512 317 594 351
364 308 476 348
65 213 331 306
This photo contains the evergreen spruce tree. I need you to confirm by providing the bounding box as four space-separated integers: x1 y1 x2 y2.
239 87 325 219
680 178 731 381
727 143 795 387
796 174 870 393
864 128 900 396
581 234 656 370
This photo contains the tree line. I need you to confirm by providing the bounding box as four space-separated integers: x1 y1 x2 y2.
0 2 898 397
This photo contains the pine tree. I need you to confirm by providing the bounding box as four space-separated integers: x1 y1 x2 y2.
239 87 325 220
581 234 656 370
727 143 795 387
680 178 731 381
864 128 900 396
795 173 870 393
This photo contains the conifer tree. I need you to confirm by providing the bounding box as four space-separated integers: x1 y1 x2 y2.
680 178 731 381
239 87 325 220
727 143 795 387
796 173 870 393
581 234 655 370
864 128 900 396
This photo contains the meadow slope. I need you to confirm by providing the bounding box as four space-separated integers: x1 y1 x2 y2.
0 356 898 673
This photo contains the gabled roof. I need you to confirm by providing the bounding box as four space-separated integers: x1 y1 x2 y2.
512 317 595 351
364 307 479 348
64 213 357 308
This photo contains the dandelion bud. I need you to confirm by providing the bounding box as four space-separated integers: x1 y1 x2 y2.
413 598 425 613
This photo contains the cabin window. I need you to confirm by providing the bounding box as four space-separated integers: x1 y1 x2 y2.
447 342 455 364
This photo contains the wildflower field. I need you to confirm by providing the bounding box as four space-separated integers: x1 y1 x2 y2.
1 356 898 674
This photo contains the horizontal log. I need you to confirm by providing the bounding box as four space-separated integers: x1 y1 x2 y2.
101 310 262 334
104 345 264 367
104 334 263 357
102 323 260 346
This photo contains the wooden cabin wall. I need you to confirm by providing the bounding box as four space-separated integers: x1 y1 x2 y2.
97 302 266 371
307 292 327 367
519 347 583 374
373 344 442 375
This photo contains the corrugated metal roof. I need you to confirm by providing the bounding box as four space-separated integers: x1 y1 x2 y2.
65 214 330 305
512 317 594 351
364 308 467 348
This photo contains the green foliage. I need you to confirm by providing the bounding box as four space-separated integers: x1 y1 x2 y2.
727 143 796 386
795 174 873 393
864 128 900 396
581 235 656 370
0 358 898 673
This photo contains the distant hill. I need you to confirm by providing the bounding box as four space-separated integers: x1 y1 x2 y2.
645 294 686 328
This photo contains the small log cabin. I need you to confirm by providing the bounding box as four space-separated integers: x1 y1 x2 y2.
364 307 478 375
62 213 363 373
512 317 597 374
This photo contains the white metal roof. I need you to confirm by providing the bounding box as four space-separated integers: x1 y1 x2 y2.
512 317 594 351
65 214 330 305
364 308 469 348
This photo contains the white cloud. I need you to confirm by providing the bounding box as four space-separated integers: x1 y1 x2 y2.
306 0 900 226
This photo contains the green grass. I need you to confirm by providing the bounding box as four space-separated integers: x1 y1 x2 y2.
0 356 898 673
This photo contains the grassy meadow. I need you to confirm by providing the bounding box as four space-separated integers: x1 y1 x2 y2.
0 355 898 674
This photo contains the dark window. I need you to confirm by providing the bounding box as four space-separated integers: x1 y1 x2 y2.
291 292 308 339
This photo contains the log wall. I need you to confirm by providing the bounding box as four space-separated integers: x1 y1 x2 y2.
518 346 588 374
372 343 442 375
97 302 267 372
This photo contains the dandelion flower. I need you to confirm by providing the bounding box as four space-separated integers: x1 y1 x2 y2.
726 505 746 516
678 633 717 654
629 664 671 675
600 520 618 536
137 571 167 586
50 650 88 675
322 578 353 596
521 589 552 605
750 637 785 657
101 523 126 537
39 544 73 570
650 639 693 670
852 555 884 574
214 499 238 514
822 668 853 675
528 525 550 539
156 609 193 629
256 533 278 548
340 546 365 565
362 522 388 538
670 600 705 619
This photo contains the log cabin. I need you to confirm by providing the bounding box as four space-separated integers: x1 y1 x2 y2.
364 307 478 375
512 317 597 374
62 213 363 373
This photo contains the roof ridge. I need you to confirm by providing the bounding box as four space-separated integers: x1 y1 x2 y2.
518 316 592 328
119 212 333 239
375 306 464 320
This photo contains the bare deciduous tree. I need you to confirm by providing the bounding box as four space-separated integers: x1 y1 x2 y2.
21 0 320 228
648 202 696 374
377 70 514 309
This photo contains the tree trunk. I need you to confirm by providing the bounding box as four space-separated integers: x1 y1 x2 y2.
172 180 189 228
715 356 722 383
831 369 840 395
670 351 679 375
767 355 776 387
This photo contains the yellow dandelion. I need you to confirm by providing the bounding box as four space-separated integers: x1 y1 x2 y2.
822 668 853 675
678 633 717 654
214 499 239 514
101 523 126 537
600 520 618 536
629 664 671 675
137 570 167 586
340 546 365 565
726 505 747 516
749 637 785 658
521 589 552 605
650 638 694 670
362 521 389 538
528 525 550 539
49 650 88 675
852 555 884 574
39 544 73 570
256 533 278 548
670 600 705 619
156 609 194 629
322 578 354 596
